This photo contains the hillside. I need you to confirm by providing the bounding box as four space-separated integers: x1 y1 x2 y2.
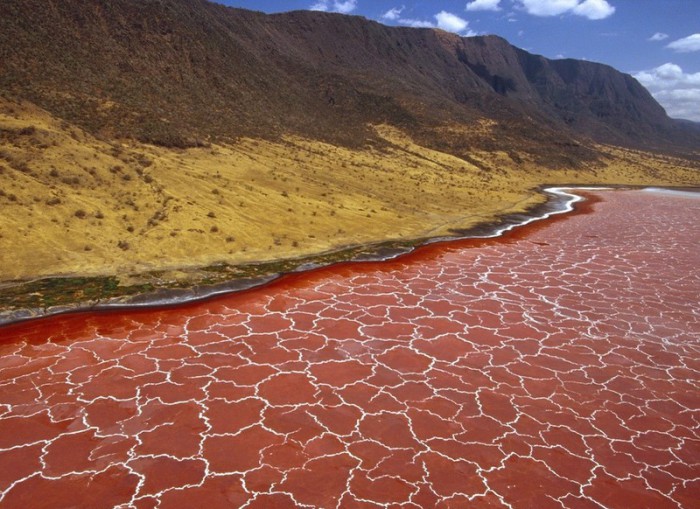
0 0 698 313
1 0 698 156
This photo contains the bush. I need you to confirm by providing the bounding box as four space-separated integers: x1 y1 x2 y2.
18 126 36 136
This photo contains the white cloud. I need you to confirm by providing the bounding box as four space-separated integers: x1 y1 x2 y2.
634 63 700 121
516 0 615 20
517 0 578 16
648 32 668 42
572 0 615 20
435 11 470 33
388 10 476 35
309 0 357 14
310 1 329 11
465 0 501 12
399 18 435 28
666 33 700 53
335 0 358 13
381 6 404 20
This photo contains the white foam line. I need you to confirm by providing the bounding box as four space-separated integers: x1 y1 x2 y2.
641 187 700 199
466 186 604 239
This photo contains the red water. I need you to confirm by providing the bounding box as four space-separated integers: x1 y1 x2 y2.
0 189 698 508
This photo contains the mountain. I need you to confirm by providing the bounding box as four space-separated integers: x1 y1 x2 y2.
1 0 697 160
677 119 700 133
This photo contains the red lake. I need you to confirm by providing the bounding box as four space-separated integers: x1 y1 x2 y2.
0 188 698 508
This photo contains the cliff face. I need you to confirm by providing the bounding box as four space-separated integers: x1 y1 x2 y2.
0 0 696 155
454 36 673 143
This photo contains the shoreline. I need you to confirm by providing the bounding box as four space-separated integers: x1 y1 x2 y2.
0 185 696 328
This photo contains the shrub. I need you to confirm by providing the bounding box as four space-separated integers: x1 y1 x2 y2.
136 155 152 168
18 126 36 136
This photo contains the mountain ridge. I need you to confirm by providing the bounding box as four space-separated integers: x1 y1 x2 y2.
0 0 697 159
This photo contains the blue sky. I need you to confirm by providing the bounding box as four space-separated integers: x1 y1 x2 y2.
216 1 700 120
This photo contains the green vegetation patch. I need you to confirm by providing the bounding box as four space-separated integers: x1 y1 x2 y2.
0 276 154 310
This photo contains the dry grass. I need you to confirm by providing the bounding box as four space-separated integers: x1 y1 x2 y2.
1 98 698 283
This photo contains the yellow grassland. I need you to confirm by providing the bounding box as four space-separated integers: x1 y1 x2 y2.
1 98 698 283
